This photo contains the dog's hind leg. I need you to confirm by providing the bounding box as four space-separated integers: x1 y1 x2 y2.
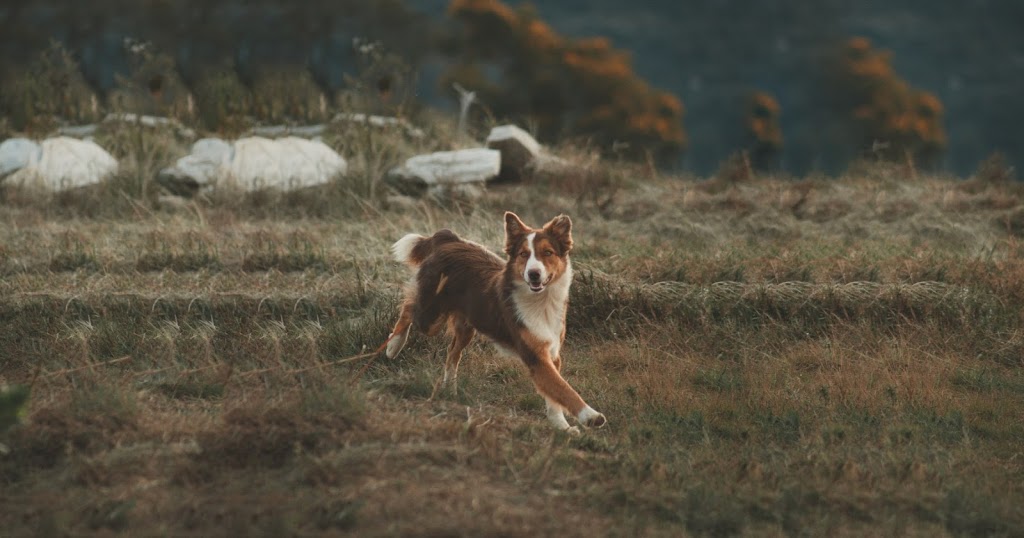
431 315 475 399
386 292 416 359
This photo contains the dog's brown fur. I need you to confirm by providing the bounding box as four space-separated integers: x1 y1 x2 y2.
387 212 606 430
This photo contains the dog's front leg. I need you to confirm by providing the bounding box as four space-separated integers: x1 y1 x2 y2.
545 397 579 434
518 334 606 431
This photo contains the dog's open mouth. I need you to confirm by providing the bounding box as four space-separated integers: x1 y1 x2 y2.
527 275 551 293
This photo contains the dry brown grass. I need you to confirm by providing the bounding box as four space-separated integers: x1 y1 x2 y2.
1 163 1024 536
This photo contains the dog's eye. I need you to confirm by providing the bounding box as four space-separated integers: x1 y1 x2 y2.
519 251 530 258
544 249 554 257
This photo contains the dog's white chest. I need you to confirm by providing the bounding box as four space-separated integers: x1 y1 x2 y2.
513 269 571 358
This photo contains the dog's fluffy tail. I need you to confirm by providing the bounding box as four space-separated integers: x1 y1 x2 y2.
392 230 462 269
392 233 427 267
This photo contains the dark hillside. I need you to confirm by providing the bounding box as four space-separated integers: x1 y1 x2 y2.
1 0 1021 175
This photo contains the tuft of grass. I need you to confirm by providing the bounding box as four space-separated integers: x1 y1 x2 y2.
196 397 360 469
48 234 101 272
153 380 225 400
755 410 802 444
311 499 363 531
135 230 222 272
241 233 330 272
683 486 749 537
2 384 138 476
692 368 743 392
951 367 1024 393
83 499 136 532
94 121 190 203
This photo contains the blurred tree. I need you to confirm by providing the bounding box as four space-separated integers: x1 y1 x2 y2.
109 39 194 120
744 91 783 171
0 41 100 134
827 37 946 168
338 38 419 117
190 65 252 135
443 0 686 164
250 67 330 125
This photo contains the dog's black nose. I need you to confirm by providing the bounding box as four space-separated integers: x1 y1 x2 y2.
527 269 541 282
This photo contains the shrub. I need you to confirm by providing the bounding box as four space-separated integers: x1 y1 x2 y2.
190 66 254 135
827 37 946 168
108 39 195 121
744 91 783 171
444 0 686 163
0 41 101 134
250 67 330 125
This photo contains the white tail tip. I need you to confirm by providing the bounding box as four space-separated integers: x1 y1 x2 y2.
391 233 425 266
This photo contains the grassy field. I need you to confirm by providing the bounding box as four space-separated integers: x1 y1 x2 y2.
2 152 1024 536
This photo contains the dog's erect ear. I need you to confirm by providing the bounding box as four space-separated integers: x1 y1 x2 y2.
504 212 529 254
544 214 573 253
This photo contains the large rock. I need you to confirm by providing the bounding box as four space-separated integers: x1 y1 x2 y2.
387 148 500 201
0 138 42 179
486 125 542 182
158 138 233 194
158 136 347 194
1 137 117 191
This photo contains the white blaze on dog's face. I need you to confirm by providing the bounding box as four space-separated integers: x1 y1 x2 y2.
505 212 573 293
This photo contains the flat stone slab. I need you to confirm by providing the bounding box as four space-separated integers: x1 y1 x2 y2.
334 113 425 138
389 148 500 186
59 114 197 139
386 148 500 202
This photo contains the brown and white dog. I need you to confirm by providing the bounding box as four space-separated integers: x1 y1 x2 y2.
385 211 606 432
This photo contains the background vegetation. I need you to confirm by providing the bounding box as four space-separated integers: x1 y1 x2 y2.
4 0 1018 174
1 1 1023 536
1 116 1024 533
826 37 946 170
442 0 686 163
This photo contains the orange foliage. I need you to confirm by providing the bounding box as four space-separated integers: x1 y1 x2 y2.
830 37 946 166
744 91 783 170
523 19 561 51
446 0 685 162
447 0 516 24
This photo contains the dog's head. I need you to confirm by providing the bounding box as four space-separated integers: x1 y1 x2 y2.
504 211 573 293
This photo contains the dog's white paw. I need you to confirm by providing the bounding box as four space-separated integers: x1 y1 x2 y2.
565 425 581 436
385 331 408 359
578 406 607 429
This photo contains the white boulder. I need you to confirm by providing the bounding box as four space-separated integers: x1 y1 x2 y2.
159 136 347 193
158 138 233 193
1 137 117 191
0 138 42 179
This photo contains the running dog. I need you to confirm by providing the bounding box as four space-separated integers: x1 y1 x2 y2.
385 212 606 432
